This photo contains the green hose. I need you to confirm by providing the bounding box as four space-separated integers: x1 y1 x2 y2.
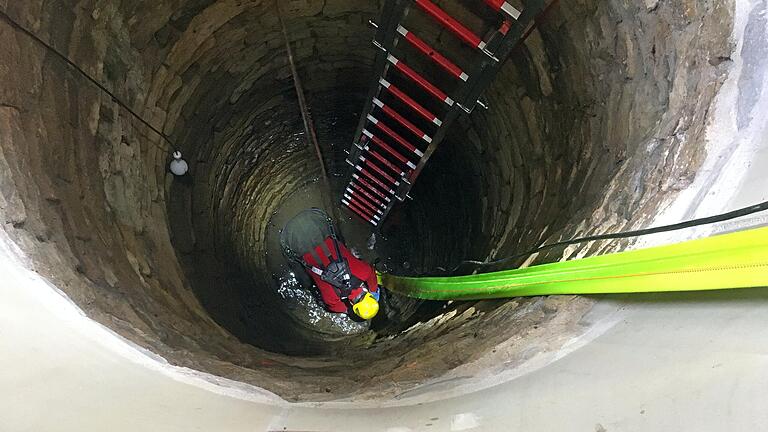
380 226 768 300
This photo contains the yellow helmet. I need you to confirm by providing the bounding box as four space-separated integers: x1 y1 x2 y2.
352 293 379 320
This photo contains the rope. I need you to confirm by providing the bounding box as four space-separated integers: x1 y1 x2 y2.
0 10 177 155
275 1 340 220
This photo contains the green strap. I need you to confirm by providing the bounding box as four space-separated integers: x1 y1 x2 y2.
380 226 768 300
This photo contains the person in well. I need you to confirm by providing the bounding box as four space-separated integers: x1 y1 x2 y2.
280 208 381 320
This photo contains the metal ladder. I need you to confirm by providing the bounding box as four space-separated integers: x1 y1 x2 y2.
341 0 553 226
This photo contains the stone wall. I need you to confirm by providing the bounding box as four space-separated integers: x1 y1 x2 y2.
393 0 733 271
0 0 734 401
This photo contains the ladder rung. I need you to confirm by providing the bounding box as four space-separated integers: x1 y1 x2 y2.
347 183 387 208
365 117 423 158
342 200 376 224
379 78 442 126
347 198 381 222
352 174 393 201
342 196 374 217
360 141 416 171
397 26 468 81
373 98 433 144
365 148 406 176
352 170 395 199
414 0 486 50
353 164 397 193
342 200 379 225
484 0 521 19
387 54 454 106
359 158 400 186
342 196 379 219
344 191 383 215
361 133 417 170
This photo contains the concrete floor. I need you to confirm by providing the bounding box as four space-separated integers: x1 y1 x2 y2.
3 240 768 431
2 1 768 431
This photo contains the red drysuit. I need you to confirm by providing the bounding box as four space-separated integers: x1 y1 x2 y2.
302 237 378 313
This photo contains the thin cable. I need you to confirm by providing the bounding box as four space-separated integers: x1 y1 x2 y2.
450 199 768 273
0 10 176 154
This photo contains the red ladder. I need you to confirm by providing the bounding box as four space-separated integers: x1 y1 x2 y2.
342 0 554 226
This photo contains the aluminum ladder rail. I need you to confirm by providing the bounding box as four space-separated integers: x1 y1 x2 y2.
342 0 553 226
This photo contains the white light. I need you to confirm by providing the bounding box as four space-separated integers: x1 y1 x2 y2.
169 151 188 176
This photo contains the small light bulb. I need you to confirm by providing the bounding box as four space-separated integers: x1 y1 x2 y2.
169 151 188 176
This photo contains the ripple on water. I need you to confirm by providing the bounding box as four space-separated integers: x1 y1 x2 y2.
276 271 369 334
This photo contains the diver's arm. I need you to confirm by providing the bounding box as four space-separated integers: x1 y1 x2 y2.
310 273 348 313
